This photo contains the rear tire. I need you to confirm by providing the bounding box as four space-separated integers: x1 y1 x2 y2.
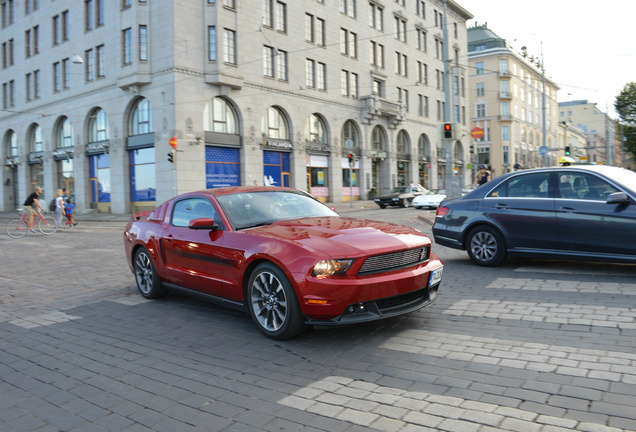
134 247 168 299
466 226 506 267
6 218 27 238
247 262 306 339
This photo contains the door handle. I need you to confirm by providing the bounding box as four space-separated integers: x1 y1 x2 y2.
559 207 577 213
495 204 510 209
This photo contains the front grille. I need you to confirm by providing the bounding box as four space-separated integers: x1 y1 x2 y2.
376 287 428 312
358 246 429 275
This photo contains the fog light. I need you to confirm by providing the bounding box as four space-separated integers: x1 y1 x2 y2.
347 305 356 314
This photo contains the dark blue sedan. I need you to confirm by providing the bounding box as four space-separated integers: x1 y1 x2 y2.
433 165 636 266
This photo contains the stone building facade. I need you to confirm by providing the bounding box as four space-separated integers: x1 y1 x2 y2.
1 0 472 213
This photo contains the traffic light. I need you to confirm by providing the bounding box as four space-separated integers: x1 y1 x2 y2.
565 146 571 156
167 152 174 163
443 123 452 139
469 144 474 154
347 153 354 166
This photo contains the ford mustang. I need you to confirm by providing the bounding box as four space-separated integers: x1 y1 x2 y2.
124 186 444 339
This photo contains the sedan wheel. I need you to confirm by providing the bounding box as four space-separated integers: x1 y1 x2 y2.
467 226 506 267
247 263 306 339
134 247 168 299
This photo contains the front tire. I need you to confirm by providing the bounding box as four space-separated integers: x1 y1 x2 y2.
247 263 306 340
134 247 168 299
466 226 506 267
38 215 57 235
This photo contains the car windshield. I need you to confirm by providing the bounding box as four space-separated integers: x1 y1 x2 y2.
392 187 409 193
216 190 338 230
428 189 446 195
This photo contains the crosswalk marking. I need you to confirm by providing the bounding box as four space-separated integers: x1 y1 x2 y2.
486 277 634 294
278 376 629 432
9 311 82 329
380 329 636 384
443 299 636 330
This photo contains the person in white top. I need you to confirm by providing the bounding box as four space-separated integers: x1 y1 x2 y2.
54 189 67 230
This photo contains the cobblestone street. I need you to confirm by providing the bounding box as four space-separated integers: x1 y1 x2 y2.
1 214 636 431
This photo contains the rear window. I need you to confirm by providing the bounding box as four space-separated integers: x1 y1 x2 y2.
488 173 550 198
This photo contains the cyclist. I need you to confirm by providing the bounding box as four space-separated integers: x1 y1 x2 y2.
23 186 45 231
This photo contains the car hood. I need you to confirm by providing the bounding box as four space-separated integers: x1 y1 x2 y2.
245 217 429 257
376 193 404 199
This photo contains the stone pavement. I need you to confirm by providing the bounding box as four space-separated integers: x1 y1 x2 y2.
1 207 635 432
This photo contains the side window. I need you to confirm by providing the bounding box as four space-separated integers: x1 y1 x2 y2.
489 173 550 198
172 198 217 227
570 173 618 201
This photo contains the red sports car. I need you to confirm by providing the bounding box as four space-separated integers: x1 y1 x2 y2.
124 186 444 339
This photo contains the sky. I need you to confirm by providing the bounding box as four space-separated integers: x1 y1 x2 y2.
457 0 636 118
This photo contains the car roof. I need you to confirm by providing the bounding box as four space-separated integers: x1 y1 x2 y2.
187 186 304 198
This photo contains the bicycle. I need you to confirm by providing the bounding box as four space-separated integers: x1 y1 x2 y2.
6 208 57 238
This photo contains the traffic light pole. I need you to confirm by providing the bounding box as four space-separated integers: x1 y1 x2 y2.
442 0 460 198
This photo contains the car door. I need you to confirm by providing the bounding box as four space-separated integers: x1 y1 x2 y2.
556 172 636 257
483 171 557 251
160 197 232 297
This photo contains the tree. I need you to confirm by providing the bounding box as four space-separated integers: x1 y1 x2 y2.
615 82 636 162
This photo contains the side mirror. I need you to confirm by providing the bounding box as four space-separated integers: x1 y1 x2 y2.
188 217 220 230
606 192 630 205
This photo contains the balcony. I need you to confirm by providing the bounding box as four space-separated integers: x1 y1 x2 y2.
499 114 513 121
499 91 512 99
360 95 405 129
498 71 512 79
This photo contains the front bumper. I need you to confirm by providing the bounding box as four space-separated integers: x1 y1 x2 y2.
300 262 443 326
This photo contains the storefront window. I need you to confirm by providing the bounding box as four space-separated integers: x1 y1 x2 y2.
129 148 156 201
262 107 288 139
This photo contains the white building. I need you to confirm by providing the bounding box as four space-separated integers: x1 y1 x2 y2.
1 0 472 214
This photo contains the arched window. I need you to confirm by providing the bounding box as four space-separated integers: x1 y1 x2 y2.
397 130 409 153
131 98 154 135
371 126 386 151
305 114 326 143
204 97 238 133
30 124 43 153
341 120 360 148
418 134 430 158
58 117 73 148
453 142 463 160
5 130 18 157
89 108 109 142
262 106 288 139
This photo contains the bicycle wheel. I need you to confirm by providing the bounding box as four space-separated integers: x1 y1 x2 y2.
6 218 28 238
38 215 58 235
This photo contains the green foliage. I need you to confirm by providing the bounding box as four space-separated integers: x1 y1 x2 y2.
615 82 636 161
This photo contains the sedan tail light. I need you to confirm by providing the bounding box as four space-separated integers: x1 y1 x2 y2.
436 206 449 218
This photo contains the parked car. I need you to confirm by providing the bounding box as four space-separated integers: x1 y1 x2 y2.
413 189 447 209
374 185 427 208
433 165 636 266
124 186 444 339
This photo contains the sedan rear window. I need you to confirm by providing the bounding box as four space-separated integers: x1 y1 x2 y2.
489 173 550 198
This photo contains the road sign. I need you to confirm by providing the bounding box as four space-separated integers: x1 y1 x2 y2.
345 139 353 150
470 127 484 139
169 137 177 150
539 145 549 156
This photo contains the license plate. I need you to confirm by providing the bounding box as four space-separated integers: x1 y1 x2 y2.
429 266 443 286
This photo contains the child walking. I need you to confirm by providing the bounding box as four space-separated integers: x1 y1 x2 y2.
65 199 76 227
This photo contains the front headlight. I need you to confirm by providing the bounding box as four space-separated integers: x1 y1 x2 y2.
312 259 354 277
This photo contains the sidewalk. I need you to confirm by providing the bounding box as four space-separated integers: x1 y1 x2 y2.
0 199 436 225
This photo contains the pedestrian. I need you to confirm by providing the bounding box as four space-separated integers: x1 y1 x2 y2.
64 198 76 227
23 186 45 231
54 189 66 230
514 163 522 171
473 165 491 187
